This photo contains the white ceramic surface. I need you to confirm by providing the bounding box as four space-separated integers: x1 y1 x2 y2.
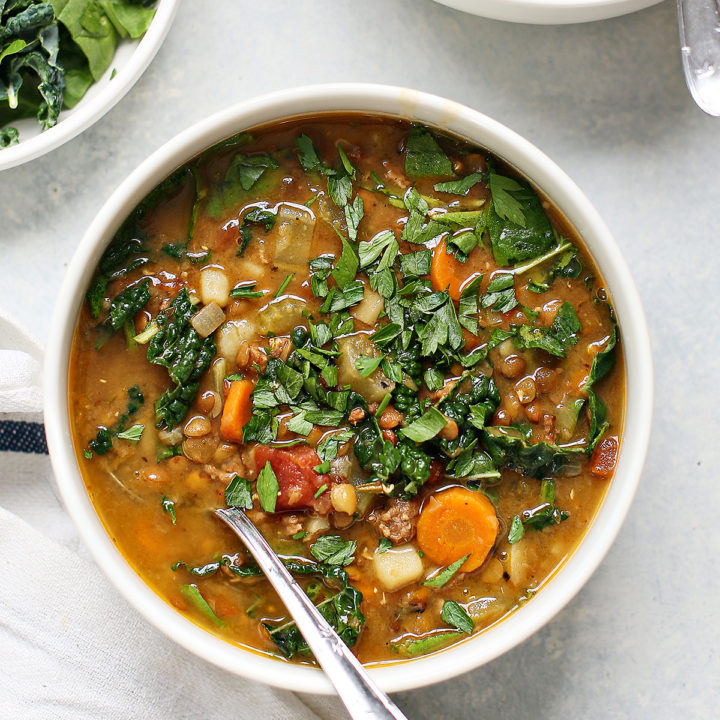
0 0 180 171
433 0 662 24
43 83 653 696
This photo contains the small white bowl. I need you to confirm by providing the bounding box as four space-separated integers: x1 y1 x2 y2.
432 0 662 24
0 0 180 171
44 84 653 695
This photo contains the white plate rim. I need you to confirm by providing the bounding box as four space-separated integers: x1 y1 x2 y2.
0 0 180 171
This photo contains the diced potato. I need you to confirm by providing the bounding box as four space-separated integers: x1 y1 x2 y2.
505 541 530 588
235 259 267 284
479 557 504 584
373 544 424 592
216 319 256 361
305 515 330 538
336 333 395 403
351 286 385 326
200 267 230 307
191 302 226 338
257 296 307 335
272 204 315 270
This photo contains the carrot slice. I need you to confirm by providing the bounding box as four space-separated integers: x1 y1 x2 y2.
430 238 481 303
416 487 498 572
220 379 254 443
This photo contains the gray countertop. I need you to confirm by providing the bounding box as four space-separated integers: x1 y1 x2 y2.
1 0 717 717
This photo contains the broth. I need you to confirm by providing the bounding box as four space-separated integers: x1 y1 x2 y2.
69 114 624 664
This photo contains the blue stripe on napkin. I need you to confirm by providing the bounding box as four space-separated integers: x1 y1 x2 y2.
0 421 48 454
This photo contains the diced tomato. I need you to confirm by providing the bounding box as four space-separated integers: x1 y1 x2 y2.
591 436 619 478
254 445 332 513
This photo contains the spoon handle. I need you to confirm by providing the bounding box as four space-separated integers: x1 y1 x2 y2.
215 508 409 720
677 0 720 116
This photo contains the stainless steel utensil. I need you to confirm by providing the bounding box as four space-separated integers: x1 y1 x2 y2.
678 0 720 115
215 507 409 720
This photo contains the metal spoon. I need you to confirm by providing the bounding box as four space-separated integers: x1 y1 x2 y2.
677 0 720 116
215 507 409 720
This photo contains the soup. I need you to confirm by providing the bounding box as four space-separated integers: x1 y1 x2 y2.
69 115 623 664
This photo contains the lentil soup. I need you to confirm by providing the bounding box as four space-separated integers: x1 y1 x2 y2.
69 114 624 665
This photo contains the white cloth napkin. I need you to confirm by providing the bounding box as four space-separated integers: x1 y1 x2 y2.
0 310 345 719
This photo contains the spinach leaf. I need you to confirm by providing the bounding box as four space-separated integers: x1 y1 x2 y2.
327 171 352 207
424 554 470 588
229 281 264 299
405 126 453 178
434 172 484 195
390 631 463 657
240 411 275 444
344 193 363 242
265 583 364 658
399 406 447 442
355 354 383 378
224 152 279 192
419 295 463 355
161 496 176 524
358 230 397 269
399 250 431 277
508 503 569 544
310 535 356 566
237 206 276 256
582 307 617 452
481 272 517 314
309 254 335 298
180 584 225 627
331 236 358 289
116 423 143 442
256 460 279 513
52 0 117 82
377 537 393 554
441 600 474 634
225 475 253 510
294 133 324 173
487 176 554 266
488 173 526 226
99 0 155 39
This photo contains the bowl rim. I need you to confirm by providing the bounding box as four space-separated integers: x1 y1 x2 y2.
430 0 662 24
0 0 181 172
44 83 653 695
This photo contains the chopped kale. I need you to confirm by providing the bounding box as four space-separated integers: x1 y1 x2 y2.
106 278 151 331
483 426 582 479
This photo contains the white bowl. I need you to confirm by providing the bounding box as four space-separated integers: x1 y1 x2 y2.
44 84 653 695
0 0 180 171
432 0 662 24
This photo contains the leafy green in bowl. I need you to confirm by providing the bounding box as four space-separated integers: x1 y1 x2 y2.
0 0 156 147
